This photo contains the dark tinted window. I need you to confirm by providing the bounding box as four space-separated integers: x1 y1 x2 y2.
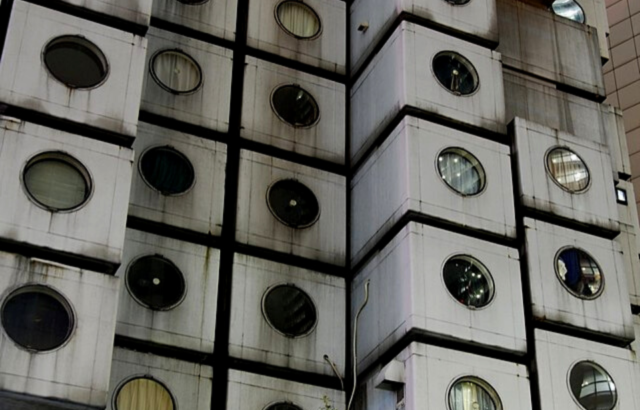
263 285 317 337
433 51 479 95
267 179 320 228
272 85 320 127
126 256 186 310
23 153 91 211
140 147 195 195
44 36 108 88
2 287 74 351
445 0 471 5
569 362 617 410
556 248 603 299
443 256 494 308
266 403 303 410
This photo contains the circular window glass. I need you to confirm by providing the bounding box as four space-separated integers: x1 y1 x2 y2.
569 362 617 410
267 179 320 228
437 148 486 196
556 248 603 299
23 152 92 212
266 403 303 410
151 50 203 95
551 0 586 23
449 377 501 410
546 147 590 192
126 255 186 311
444 256 494 308
271 85 320 128
433 51 479 96
176 0 209 4
263 284 317 337
276 1 322 39
139 147 196 195
44 36 108 88
115 377 175 410
445 0 471 5
1 286 74 351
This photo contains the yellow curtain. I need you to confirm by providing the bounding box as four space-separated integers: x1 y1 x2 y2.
278 2 320 38
116 378 174 410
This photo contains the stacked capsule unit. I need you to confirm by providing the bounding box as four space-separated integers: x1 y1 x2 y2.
349 0 640 409
0 0 348 409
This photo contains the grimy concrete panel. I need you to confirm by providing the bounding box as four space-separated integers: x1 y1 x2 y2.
0 252 119 407
229 254 346 376
0 1 147 138
247 0 346 74
353 222 526 373
242 56 346 164
60 0 152 26
152 0 237 41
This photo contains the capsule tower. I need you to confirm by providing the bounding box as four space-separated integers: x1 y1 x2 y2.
0 0 637 410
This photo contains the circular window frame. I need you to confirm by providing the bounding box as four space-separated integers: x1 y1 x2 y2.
149 49 204 96
265 179 322 229
0 284 76 353
443 0 472 6
262 401 304 410
42 35 110 90
138 145 197 197
431 51 481 97
554 247 605 300
269 83 322 129
566 360 617 410
176 0 210 5
435 147 487 197
261 283 319 339
274 0 323 40
446 375 503 410
124 254 188 311
544 146 592 194
112 375 178 410
551 0 587 24
441 254 496 310
21 151 94 213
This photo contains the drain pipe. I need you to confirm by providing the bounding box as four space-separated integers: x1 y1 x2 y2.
347 280 370 410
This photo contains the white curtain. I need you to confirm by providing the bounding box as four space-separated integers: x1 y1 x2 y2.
116 379 174 410
547 149 588 191
450 381 496 410
438 152 481 195
153 51 201 93
25 160 86 209
278 2 320 38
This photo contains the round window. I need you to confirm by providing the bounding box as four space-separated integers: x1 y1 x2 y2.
150 50 203 95
126 255 187 311
139 146 196 196
448 377 501 410
569 361 617 410
556 248 603 299
437 148 486 196
23 152 92 212
433 51 479 96
262 284 317 337
176 0 209 4
266 403 303 410
445 0 471 5
546 147 590 192
271 85 320 128
443 256 494 308
276 1 322 39
267 179 320 228
44 36 108 88
115 377 175 410
551 0 586 23
1 286 74 351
